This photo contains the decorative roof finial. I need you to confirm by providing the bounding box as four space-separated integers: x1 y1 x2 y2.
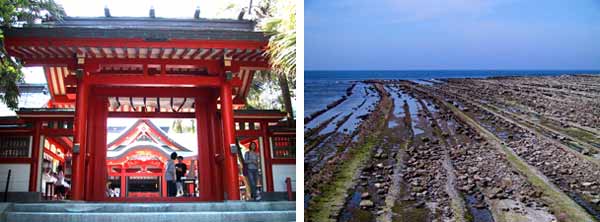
237 8 245 20
194 6 200 19
104 6 111 17
149 6 156 18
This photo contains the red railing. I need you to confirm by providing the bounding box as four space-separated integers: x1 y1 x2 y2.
285 177 293 201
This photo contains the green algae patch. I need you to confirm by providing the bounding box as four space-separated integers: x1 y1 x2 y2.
391 199 429 222
306 136 378 221
307 83 392 222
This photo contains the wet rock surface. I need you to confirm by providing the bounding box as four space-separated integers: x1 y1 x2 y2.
306 75 600 222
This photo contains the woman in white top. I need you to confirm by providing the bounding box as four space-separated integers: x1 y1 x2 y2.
54 165 69 199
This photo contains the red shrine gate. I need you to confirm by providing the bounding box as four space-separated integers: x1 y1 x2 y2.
0 17 296 202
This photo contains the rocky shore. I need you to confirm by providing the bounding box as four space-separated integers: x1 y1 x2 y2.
305 75 600 222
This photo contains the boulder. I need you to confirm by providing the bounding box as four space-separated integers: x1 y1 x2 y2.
360 200 374 208
361 192 370 199
415 201 426 208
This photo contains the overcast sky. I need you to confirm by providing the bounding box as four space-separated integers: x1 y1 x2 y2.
305 0 600 70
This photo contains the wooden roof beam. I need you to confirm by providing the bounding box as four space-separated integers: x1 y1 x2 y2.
36 46 55 58
191 48 208 59
57 46 74 58
135 47 140 59
17 46 38 58
8 46 29 58
232 49 249 61
110 47 118 58
176 98 187 112
165 48 176 59
85 47 97 58
211 49 225 61
157 47 166 59
177 48 190 59
47 46 66 58
246 49 263 61
240 49 261 61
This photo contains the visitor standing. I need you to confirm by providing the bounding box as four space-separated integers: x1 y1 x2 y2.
54 165 69 200
244 142 260 200
41 167 56 195
166 152 177 197
175 156 187 197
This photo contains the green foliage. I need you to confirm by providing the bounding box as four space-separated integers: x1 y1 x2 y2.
0 58 21 109
261 1 296 78
171 119 183 133
222 0 296 114
0 0 64 110
245 70 278 110
189 119 195 133
244 69 296 111
0 0 65 26
170 119 196 133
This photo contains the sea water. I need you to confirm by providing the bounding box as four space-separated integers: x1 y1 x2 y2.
305 70 600 117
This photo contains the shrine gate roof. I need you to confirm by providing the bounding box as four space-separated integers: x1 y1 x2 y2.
2 17 266 41
1 17 270 108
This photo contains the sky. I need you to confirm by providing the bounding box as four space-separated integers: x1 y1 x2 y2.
23 0 245 84
55 0 243 18
305 0 600 70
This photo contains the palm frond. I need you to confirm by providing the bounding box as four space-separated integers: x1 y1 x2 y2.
261 2 296 77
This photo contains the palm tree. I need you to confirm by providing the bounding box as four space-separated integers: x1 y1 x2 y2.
171 119 183 133
261 1 296 125
0 0 65 110
255 0 296 126
224 0 296 125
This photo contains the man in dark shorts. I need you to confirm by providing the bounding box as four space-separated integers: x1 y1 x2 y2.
175 156 187 196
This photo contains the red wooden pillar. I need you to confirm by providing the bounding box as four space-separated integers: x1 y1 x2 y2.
91 97 108 201
220 82 240 200
72 77 89 200
260 121 274 192
196 98 213 200
120 167 126 198
28 121 41 192
209 93 224 201
162 175 167 197
84 92 98 200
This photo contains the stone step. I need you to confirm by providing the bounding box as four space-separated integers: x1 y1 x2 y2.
5 211 296 222
11 201 295 213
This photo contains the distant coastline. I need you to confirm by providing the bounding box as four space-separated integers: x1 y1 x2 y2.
305 70 600 81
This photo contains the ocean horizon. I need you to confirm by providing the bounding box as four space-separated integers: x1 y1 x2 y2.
304 70 600 116
305 70 600 81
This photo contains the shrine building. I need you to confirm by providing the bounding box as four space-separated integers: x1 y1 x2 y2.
0 15 296 202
